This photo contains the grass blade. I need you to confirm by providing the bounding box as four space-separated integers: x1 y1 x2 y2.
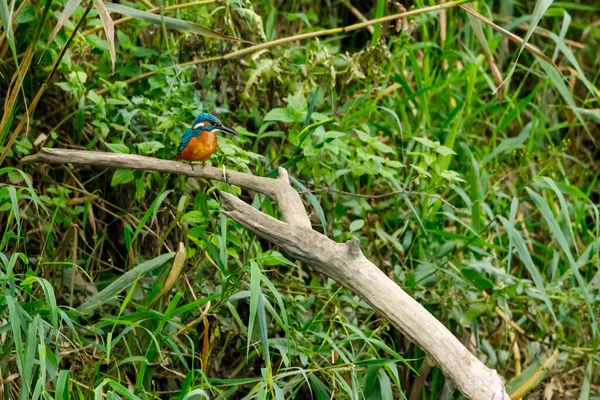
498 0 553 88
78 252 175 314
103 2 249 43
498 215 557 323
526 188 598 340
506 349 559 398
56 370 71 400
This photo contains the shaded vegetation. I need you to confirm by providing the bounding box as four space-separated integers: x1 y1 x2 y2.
1 0 599 398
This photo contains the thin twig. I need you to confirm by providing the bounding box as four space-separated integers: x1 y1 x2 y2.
342 1 374 34
96 0 475 95
459 5 560 73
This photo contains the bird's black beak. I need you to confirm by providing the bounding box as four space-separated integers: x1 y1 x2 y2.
217 125 237 136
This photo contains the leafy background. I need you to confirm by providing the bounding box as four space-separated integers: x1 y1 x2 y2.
1 0 599 398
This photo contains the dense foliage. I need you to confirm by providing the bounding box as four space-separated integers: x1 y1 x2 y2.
1 0 599 398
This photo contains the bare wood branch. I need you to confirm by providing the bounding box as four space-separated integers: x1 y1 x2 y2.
220 192 508 400
22 148 310 228
23 148 508 399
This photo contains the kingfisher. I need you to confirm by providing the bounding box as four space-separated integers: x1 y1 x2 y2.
175 113 237 167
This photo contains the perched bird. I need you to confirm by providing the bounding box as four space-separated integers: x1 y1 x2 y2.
175 113 237 167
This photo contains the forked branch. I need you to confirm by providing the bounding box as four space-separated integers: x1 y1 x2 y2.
22 148 508 400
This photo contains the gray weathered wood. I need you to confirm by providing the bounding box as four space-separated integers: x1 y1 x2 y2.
22 148 509 399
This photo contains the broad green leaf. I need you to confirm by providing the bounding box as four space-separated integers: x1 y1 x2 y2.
264 108 296 123
136 140 165 155
106 143 129 154
436 145 456 156
111 169 134 186
412 137 435 148
441 170 465 183
349 219 364 232
181 210 205 224
288 92 307 113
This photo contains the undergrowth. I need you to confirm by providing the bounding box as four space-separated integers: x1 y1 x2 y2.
1 0 599 399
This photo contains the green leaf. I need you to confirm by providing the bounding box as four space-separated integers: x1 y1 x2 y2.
135 179 146 201
527 188 597 340
111 169 134 186
288 92 307 113
106 143 129 154
501 0 553 87
103 3 247 42
78 253 175 313
264 108 296 123
440 170 465 183
14 4 35 24
412 137 435 148
506 350 559 398
498 215 557 323
349 219 365 232
181 211 205 224
55 370 70 400
424 152 437 166
436 145 456 156
136 141 165 155
461 268 494 291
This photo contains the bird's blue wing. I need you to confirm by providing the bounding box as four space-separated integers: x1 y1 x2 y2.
178 128 195 154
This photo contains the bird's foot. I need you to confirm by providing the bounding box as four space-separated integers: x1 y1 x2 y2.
222 165 227 183
190 162 195 171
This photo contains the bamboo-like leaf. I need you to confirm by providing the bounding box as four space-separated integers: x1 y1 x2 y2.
498 215 557 323
506 349 559 398
247 260 261 355
539 60 590 139
92 0 116 74
55 370 70 400
103 2 249 43
47 0 83 45
78 252 174 314
534 177 578 254
526 188 598 340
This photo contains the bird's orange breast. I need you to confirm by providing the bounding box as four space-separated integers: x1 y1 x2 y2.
176 131 218 162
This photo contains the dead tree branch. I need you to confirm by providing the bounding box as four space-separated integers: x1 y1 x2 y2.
22 148 509 400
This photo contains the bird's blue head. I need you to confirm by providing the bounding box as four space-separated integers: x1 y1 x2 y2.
191 112 237 136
